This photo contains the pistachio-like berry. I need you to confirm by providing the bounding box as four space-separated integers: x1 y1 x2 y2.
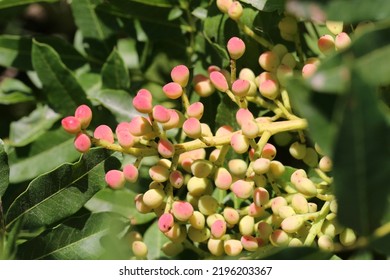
158 213 174 233
228 1 243 20
257 221 273 240
134 194 152 214
208 238 224 256
253 187 270 207
276 64 293 87
129 116 153 136
281 215 305 233
290 169 308 185
169 170 184 189
132 240 148 258
164 109 184 131
319 155 333 172
317 235 334 251
210 220 227 239
230 133 249 154
224 239 243 256
289 238 303 247
94 125 114 143
172 201 194 222
62 116 82 134
239 215 255 236
191 159 213 178
289 141 307 160
162 241 184 257
326 20 343 35
132 89 153 114
236 108 254 127
272 43 289 59
239 67 256 82
74 104 92 129
162 82 183 99
74 133 91 153
271 196 288 215
241 235 259 252
206 213 225 229
281 53 297 69
223 207 240 225
248 202 265 218
216 0 233 13
227 37 246 60
231 179 254 199
187 176 210 196
269 229 290 247
232 79 250 97
302 63 317 78
259 79 280 100
259 51 280 72
278 16 298 38
278 205 296 219
293 177 318 197
339 228 356 247
273 131 293 147
269 160 285 178
257 71 277 85
188 226 210 243
152 105 170 123
291 193 309 214
303 147 319 168
143 188 165 208
105 169 125 189
171 64 189 87
198 195 219 216
318 34 335 55
183 117 202 139
149 164 170 182
116 122 136 148
335 32 351 51
186 102 204 119
157 138 175 158
189 210 206 230
209 71 229 92
241 119 259 139
308 202 318 213
330 199 338 214
193 74 215 97
164 223 185 241
262 143 277 160
214 167 232 190
253 158 271 175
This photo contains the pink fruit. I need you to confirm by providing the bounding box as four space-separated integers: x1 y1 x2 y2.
158 213 174 233
133 89 153 114
116 122 136 148
183 117 202 139
123 164 139 183
228 1 243 21
232 79 250 97
231 179 254 199
210 220 226 239
171 65 190 87
157 138 175 158
259 51 280 72
236 108 254 127
318 34 335 55
163 82 183 99
62 116 81 134
227 37 246 59
105 169 125 189
73 133 91 153
209 71 229 92
169 170 184 189
93 125 114 143
153 105 170 123
186 102 204 119
129 116 153 136
74 104 92 129
262 143 277 160
172 201 194 222
193 74 215 97
230 133 249 154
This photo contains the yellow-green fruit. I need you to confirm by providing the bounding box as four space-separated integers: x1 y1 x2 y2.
198 195 219 215
326 20 344 35
132 241 148 258
278 205 296 219
191 159 213 178
206 213 225 228
188 226 210 243
269 229 290 247
189 211 206 230
142 188 165 209
239 215 255 236
291 193 309 214
339 228 356 246
289 238 303 247
223 207 240 225
187 176 210 196
208 238 225 256
224 239 243 256
281 216 305 233
161 241 184 256
318 235 334 251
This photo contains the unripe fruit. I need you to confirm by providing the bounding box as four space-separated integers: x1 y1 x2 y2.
143 188 165 208
281 53 297 69
319 155 333 172
257 221 273 239
207 214 225 229
94 125 114 143
134 194 152 214
232 79 250 97
308 202 318 213
303 147 319 167
271 196 288 215
239 68 256 82
259 51 280 72
302 63 317 78
214 167 233 190
116 122 136 148
169 170 184 189
129 116 153 136
223 207 240 225
231 179 254 199
171 65 190 87
253 174 267 188
164 223 185 241
289 238 303 247
318 235 334 251
289 141 307 160
321 220 337 238
239 215 255 236
191 159 213 178
241 235 259 251
272 44 289 59
278 16 298 37
227 37 246 60
216 0 233 13
224 239 243 256
74 104 92 129
132 240 148 258
157 138 175 158
187 177 210 196
335 32 351 51
330 199 338 214
262 143 277 160
198 195 219 216
318 34 335 55
162 109 182 131
208 238 224 256
248 202 265 218
189 211 206 230
273 131 293 147
236 108 254 127
253 158 271 175
293 177 318 197
105 169 125 189
278 205 296 219
281 215 305 233
183 117 202 139
241 119 259 139
269 160 285 178
158 213 174 232
228 1 243 20
257 71 277 85
74 133 91 153
126 231 143 245
253 187 270 207
269 229 290 247
193 74 215 97
326 20 343 35
163 82 183 99
211 219 227 239
290 169 307 185
209 71 229 92
339 228 356 246
132 89 153 114
62 116 82 134
230 133 249 154
259 79 280 100
291 193 309 214
186 102 204 119
152 105 170 123
162 241 184 256
149 165 170 182
157 158 172 169
188 226 210 243
172 201 194 222
276 64 293 86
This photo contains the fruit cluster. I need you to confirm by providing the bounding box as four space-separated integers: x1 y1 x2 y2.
61 3 358 259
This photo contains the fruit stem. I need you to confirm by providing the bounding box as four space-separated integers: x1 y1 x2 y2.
181 87 191 111
230 59 237 83
304 201 330 246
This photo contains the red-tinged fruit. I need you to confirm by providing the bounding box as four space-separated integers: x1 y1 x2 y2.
232 79 250 97
172 201 194 222
157 138 175 158
94 125 114 143
186 102 204 119
158 213 174 233
74 104 92 129
62 116 81 134
209 71 229 92
183 117 202 138
227 37 246 59
171 65 190 87
73 133 91 153
123 164 139 183
163 82 183 99
105 169 125 189
133 89 153 114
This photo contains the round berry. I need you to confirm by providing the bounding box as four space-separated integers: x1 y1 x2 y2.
172 201 194 222
216 0 233 13
259 79 280 100
227 37 246 60
169 170 184 189
132 89 153 114
152 105 170 123
193 74 215 97
198 195 219 216
116 122 136 148
158 213 174 233
259 51 280 72
278 16 298 37
189 210 206 230
228 1 243 20
253 187 270 207
318 235 334 251
339 228 356 247
253 158 271 174
223 207 240 225
162 109 183 131
62 116 81 134
132 240 148 258
191 159 213 178
228 158 248 177
183 117 202 139
94 125 114 143
149 165 170 182
171 65 190 87
271 196 288 215
123 164 139 183
209 71 229 92
157 138 175 158
326 20 343 35
231 179 254 199
188 226 210 243
74 104 92 129
289 141 307 160
291 193 309 214
230 133 249 154
262 143 277 160
129 116 153 136
186 102 204 119
134 194 152 214
214 167 233 190
187 176 210 196
269 229 290 247
318 34 335 55
74 133 91 153
163 82 183 99
143 188 165 208
335 32 351 51
211 220 227 239
105 169 125 189
319 155 333 172
257 221 273 239
241 235 259 252
208 238 224 256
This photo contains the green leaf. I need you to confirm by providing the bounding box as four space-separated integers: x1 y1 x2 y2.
8 128 80 184
215 94 239 130
16 212 129 260
333 71 390 236
9 105 61 147
0 78 34 105
117 38 140 69
123 0 174 7
241 0 285 12
0 0 58 9
0 139 9 198
85 188 155 225
262 246 332 260
91 89 137 123
32 40 90 116
5 148 120 229
143 220 169 260
101 49 130 90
